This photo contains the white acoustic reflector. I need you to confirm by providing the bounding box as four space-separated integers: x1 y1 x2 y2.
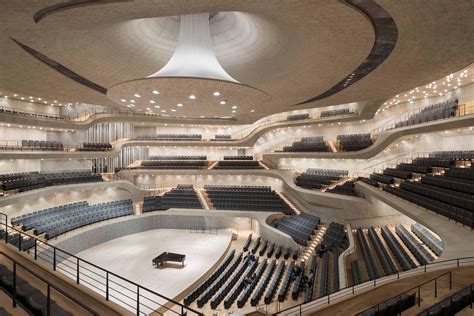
149 13 238 83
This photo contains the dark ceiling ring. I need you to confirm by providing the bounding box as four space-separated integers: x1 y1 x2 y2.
295 0 398 105
33 0 131 24
11 37 107 94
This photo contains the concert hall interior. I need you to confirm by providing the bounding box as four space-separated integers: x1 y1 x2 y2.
0 1 473 316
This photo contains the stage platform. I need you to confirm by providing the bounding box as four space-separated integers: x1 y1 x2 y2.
58 228 232 313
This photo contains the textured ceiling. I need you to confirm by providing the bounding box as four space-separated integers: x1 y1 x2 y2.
0 0 473 124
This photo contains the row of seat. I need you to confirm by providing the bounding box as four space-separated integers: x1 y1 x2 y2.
184 250 236 305
287 113 310 121
337 133 373 152
411 223 443 256
143 185 203 212
384 186 474 228
429 150 474 160
196 253 243 308
213 160 263 169
11 199 133 240
368 227 397 276
0 264 73 315
80 142 112 151
395 225 434 266
393 99 458 129
1 170 102 192
418 283 473 316
295 169 348 190
139 160 207 169
272 213 320 246
357 292 416 316
320 108 353 118
210 255 253 309
133 134 202 140
148 155 207 160
223 156 253 160
213 135 232 140
325 180 358 196
21 139 63 151
205 185 294 215
280 136 329 153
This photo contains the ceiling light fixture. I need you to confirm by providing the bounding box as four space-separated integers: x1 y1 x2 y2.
189 95 196 100
152 90 160 95
213 91 220 96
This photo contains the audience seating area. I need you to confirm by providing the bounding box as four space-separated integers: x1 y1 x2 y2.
280 136 329 152
133 134 202 141
142 185 203 212
80 142 112 151
287 113 310 121
417 283 473 316
148 155 207 160
0 263 73 315
11 199 133 240
272 213 320 246
411 223 443 256
295 168 348 190
320 108 353 118
350 225 437 285
360 151 474 228
337 133 373 152
357 292 416 316
184 233 307 310
213 159 263 169
223 156 253 160
212 135 232 141
204 185 295 215
393 99 458 129
139 160 207 169
21 140 63 151
0 170 103 194
325 180 358 196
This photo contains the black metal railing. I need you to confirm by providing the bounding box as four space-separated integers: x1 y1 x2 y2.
358 270 452 315
0 250 98 316
0 213 203 316
276 256 474 315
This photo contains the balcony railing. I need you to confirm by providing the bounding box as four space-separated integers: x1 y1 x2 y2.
0 213 203 316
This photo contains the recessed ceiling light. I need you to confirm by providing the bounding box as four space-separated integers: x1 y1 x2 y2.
161 110 166 113
13 94 17 97
146 107 151 110
171 109 176 112
220 100 226 105
232 110 236 113
149 100 156 104
152 90 160 95
120 99 127 102
177 103 183 107
250 110 255 112
134 94 141 98
189 95 196 100
130 100 135 103
231 105 237 109
128 104 135 107
154 105 160 108
213 91 220 96
21 97 25 100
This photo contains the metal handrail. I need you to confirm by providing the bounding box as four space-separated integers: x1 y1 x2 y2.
277 256 474 315
0 250 99 315
358 270 452 315
0 213 203 316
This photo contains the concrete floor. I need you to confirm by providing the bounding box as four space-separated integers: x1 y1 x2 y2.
58 228 232 314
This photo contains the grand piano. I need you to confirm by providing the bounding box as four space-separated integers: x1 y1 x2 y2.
152 252 186 268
